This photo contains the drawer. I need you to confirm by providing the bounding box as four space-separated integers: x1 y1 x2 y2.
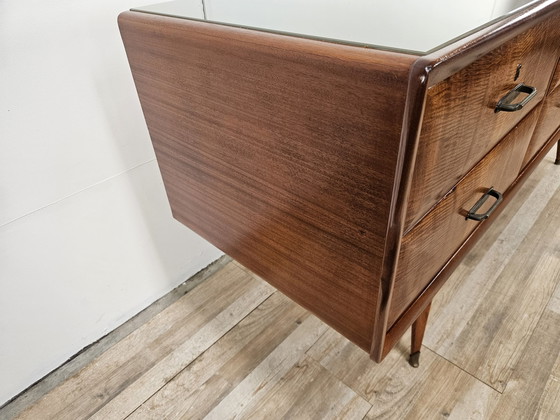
405 18 560 232
523 85 560 166
389 109 540 327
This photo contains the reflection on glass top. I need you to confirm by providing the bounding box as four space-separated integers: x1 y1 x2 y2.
133 0 538 54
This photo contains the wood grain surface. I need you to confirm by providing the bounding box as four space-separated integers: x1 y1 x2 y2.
389 107 541 327
550 57 560 92
119 11 415 351
524 85 560 166
405 16 560 232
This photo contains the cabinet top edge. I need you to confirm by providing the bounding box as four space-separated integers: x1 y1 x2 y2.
129 0 554 56
421 0 560 85
118 10 417 73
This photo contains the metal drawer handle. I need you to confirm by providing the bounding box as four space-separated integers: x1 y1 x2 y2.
466 187 503 221
495 83 537 113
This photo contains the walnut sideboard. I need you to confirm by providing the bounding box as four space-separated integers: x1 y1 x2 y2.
119 0 560 366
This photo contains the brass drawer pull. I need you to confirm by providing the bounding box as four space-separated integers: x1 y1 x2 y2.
495 83 537 113
466 187 503 221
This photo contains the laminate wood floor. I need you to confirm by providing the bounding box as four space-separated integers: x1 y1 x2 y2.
4 151 560 420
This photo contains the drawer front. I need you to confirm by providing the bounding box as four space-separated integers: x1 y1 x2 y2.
405 17 560 232
524 84 560 166
389 109 540 327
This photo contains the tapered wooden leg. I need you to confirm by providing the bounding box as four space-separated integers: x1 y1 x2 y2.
409 302 432 368
555 140 560 165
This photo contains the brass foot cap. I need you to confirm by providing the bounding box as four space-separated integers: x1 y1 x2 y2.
409 351 421 368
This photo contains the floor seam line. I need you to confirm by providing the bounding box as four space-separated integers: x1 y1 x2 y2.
423 345 505 394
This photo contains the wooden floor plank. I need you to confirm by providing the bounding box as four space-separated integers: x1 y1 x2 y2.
529 292 560 420
237 355 371 420
489 309 560 420
89 277 274 420
127 292 309 419
203 315 328 420
446 251 559 391
307 329 498 420
15 263 273 420
307 328 433 402
396 355 499 420
538 373 560 420
547 280 560 315
427 157 560 352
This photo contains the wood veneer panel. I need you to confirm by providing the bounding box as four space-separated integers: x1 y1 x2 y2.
405 16 560 231
550 58 560 92
119 11 415 350
524 85 560 166
389 108 541 327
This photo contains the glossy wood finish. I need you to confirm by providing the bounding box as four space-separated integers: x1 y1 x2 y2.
409 302 431 368
369 56 431 362
405 19 559 231
119 0 560 364
550 58 560 92
524 85 560 166
383 128 560 359
119 11 415 351
389 108 540 327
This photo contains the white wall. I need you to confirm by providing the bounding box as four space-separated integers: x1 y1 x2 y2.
0 0 221 406
203 0 498 52
491 0 536 18
142 0 536 53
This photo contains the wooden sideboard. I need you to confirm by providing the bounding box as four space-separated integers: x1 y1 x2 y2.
119 0 560 366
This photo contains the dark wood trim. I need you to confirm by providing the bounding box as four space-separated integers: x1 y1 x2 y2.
424 0 560 86
409 302 431 368
381 127 560 359
370 57 429 361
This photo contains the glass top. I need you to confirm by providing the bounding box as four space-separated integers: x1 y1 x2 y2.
133 0 538 54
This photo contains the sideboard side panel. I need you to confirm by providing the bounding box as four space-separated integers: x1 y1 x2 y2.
119 12 414 350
